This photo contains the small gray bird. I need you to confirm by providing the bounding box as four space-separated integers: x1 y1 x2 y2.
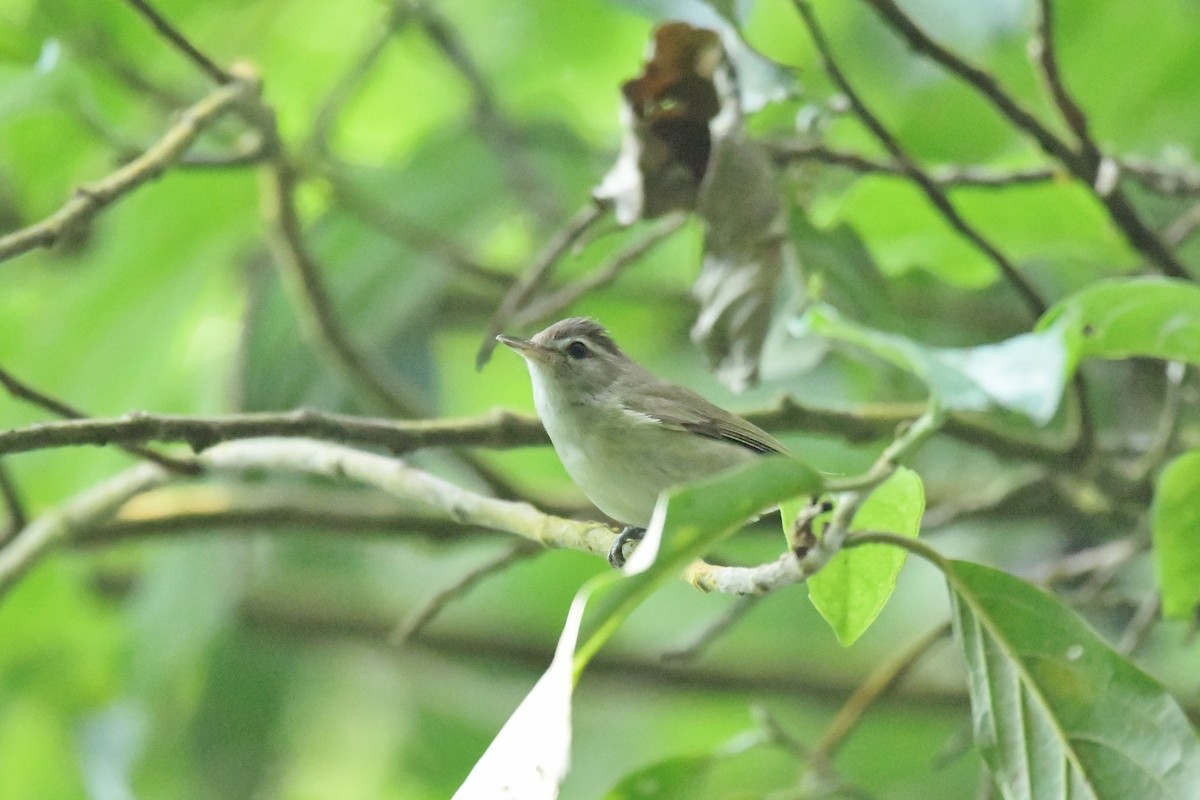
497 317 788 567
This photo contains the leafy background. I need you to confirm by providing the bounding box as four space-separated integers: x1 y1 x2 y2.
1 0 1198 798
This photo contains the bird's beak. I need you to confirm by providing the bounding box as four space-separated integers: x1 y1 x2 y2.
496 334 553 363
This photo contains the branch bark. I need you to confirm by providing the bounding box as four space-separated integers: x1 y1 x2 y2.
0 79 255 264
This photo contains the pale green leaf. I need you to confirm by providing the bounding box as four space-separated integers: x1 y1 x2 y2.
795 304 1071 424
1151 450 1200 619
809 468 924 646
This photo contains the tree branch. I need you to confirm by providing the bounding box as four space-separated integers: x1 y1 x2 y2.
1029 0 1093 154
0 365 199 475
511 214 688 328
255 131 431 419
686 404 947 595
859 0 1193 280
0 79 255 264
476 201 608 368
0 394 1078 465
121 0 232 85
811 620 951 769
793 1 1049 317
769 141 1062 188
390 540 542 643
411 3 563 224
0 462 26 542
0 462 168 599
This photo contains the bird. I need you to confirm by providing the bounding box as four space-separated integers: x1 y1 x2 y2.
497 317 788 567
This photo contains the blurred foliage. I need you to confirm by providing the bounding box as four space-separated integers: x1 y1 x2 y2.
1 0 1199 798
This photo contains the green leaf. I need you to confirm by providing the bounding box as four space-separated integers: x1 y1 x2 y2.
795 304 1071 424
1039 277 1200 368
809 468 925 646
1151 450 1200 620
945 560 1200 799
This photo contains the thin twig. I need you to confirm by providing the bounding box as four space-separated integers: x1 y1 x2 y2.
1130 361 1188 484
121 0 232 85
1165 203 1200 248
0 79 255 264
793 1 1048 317
309 5 411 157
329 173 513 288
0 396 1075 466
1029 0 1093 153
0 462 168 600
476 201 608 368
660 595 763 663
769 142 1061 188
511 214 688 327
860 0 1073 163
255 123 430 419
1123 160 1200 199
686 403 948 595
811 621 951 768
859 0 1192 280
390 540 541 643
1117 592 1161 655
412 3 562 224
0 366 199 475
0 462 27 542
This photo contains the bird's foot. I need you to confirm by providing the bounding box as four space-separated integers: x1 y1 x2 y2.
608 526 646 569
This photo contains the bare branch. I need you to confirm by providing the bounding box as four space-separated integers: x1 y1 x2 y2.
1029 0 1094 153
0 365 199 475
251 116 430 419
793 1 1049 317
121 0 232 85
1165 203 1200 248
770 141 1061 188
0 438 617 599
811 620 951 768
859 0 1193 280
511 214 688 328
1123 159 1200 199
688 405 947 595
476 201 608 368
329 173 514 288
660 595 763 663
0 79 255 264
412 3 563 224
0 393 1081 466
309 5 411 157
0 462 26 542
860 0 1074 163
1117 592 1161 655
0 462 168 599
391 540 542 643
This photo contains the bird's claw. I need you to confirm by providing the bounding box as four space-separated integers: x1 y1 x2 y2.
608 526 646 569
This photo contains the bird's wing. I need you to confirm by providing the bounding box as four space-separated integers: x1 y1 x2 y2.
625 382 789 456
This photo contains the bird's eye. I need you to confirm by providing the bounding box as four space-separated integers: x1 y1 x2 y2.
565 340 590 359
